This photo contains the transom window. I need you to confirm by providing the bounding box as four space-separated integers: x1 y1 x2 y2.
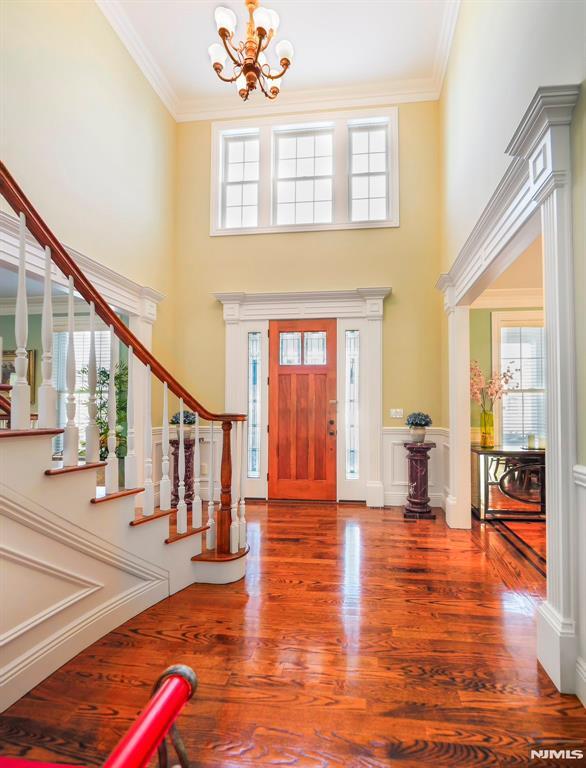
213 107 398 235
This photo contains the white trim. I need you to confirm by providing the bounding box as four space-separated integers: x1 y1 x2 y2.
215 289 390 506
574 465 586 706
0 211 164 322
95 0 460 122
471 287 543 309
437 85 581 696
210 107 399 237
490 309 544 442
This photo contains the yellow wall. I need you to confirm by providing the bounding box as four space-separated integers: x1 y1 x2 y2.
175 102 444 426
1 0 177 370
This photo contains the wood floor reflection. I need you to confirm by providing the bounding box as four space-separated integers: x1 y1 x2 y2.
1 503 585 767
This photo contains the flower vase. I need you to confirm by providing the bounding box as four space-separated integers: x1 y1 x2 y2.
480 410 495 448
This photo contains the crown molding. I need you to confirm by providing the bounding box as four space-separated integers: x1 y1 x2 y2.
95 0 460 122
471 287 543 309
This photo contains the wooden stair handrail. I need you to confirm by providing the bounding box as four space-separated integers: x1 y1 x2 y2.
0 162 244 424
0 394 11 416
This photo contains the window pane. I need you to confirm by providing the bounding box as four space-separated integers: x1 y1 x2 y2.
304 332 326 365
274 128 334 225
222 133 260 230
345 330 360 479
247 332 261 479
349 124 389 222
280 332 301 365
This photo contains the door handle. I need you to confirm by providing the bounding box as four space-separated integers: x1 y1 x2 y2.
328 419 335 425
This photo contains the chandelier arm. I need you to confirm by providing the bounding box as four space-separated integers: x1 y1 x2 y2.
259 30 273 52
253 29 267 64
265 62 290 81
213 65 242 84
219 32 242 66
258 75 278 100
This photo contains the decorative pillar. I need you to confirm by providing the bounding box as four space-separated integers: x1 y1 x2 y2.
362 291 386 507
403 442 436 519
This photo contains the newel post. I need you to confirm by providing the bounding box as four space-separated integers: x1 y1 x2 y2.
217 420 233 554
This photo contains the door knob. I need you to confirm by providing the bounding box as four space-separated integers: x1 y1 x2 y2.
328 419 335 425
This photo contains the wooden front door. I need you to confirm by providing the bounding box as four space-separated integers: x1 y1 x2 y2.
269 319 337 500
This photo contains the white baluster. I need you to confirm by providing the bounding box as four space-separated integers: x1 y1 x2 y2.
159 381 171 511
206 420 216 550
230 421 242 553
105 326 118 492
85 302 100 463
176 398 187 534
239 421 247 548
11 213 30 429
62 277 78 465
37 246 57 428
124 347 137 488
192 412 202 528
143 364 154 516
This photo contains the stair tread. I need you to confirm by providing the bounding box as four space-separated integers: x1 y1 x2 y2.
166 517 210 544
0 428 63 439
91 487 144 504
45 461 106 476
191 544 250 563
129 508 172 527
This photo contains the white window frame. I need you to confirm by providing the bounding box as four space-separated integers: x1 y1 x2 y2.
210 107 399 236
491 309 545 444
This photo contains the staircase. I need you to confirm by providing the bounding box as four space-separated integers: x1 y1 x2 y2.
0 162 248 712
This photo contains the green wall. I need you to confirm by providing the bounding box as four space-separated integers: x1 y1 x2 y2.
0 314 42 408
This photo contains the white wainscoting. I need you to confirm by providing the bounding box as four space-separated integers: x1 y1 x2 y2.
383 428 449 509
574 464 586 707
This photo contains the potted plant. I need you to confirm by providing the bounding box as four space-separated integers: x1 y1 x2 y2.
170 410 197 439
406 412 432 443
470 361 515 448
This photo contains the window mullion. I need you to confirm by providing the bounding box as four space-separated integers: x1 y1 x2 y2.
334 119 347 224
258 125 272 228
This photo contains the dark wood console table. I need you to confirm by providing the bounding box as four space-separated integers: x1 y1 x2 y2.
403 442 436 520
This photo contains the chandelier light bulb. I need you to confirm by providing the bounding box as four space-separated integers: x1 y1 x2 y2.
253 7 271 33
276 39 294 64
214 6 237 33
236 73 247 96
267 9 280 31
208 43 228 68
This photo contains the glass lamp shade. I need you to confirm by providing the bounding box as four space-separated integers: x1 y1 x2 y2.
236 74 247 93
267 9 280 31
208 43 228 67
253 7 271 32
214 6 237 33
276 39 294 63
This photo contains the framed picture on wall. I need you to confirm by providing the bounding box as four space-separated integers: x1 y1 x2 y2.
1 350 37 401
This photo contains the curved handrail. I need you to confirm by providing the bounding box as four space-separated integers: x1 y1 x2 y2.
0 162 244 423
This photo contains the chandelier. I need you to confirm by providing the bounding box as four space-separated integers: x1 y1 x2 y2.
208 0 294 101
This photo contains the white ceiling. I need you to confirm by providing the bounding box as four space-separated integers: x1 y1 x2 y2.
96 0 460 121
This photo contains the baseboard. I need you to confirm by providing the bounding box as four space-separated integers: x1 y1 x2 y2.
536 600 578 693
0 578 168 712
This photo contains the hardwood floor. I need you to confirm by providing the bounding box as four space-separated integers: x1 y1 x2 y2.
1 503 585 767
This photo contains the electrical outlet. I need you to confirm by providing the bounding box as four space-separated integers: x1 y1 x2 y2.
201 462 208 476
390 408 404 419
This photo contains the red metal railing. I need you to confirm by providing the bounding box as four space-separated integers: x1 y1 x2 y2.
0 666 197 768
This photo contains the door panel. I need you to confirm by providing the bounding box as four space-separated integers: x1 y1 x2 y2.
269 319 336 500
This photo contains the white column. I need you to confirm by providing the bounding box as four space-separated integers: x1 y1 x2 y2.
37 246 57 428
192 412 202 528
364 298 384 507
105 326 118 492
85 302 100 463
206 421 216 550
536 155 578 692
230 421 242 553
124 346 137 489
239 420 247 548
143 364 154 516
62 277 78 466
159 381 171 511
10 213 30 430
176 398 187 534
444 296 471 529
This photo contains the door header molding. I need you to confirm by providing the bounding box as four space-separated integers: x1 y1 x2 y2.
214 288 391 323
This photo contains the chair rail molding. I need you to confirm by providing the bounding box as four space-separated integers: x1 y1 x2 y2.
215 288 391 507
436 84 581 696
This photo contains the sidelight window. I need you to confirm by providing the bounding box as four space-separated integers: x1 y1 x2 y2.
247 332 261 478
345 330 360 479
